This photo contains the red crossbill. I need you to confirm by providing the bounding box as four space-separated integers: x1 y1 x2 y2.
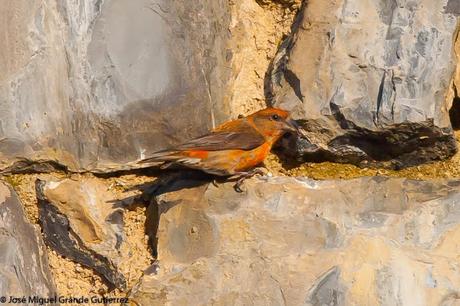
139 107 307 191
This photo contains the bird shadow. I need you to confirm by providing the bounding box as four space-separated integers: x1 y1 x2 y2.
107 169 215 257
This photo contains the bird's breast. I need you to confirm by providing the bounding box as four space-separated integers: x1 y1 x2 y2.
234 142 272 172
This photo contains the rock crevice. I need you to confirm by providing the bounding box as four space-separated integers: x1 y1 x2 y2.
269 0 460 168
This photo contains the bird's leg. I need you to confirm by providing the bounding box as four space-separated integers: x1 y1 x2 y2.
231 167 267 192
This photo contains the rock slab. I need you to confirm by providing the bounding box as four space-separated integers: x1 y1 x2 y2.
270 0 459 167
130 176 460 305
36 177 126 289
0 181 56 299
0 0 232 172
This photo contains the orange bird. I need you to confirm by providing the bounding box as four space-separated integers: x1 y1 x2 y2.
139 107 306 191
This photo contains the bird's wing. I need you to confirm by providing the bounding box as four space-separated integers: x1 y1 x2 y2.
175 132 263 151
138 121 265 166
175 119 264 151
160 119 264 151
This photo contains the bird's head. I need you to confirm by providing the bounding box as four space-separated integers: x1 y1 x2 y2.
249 107 308 142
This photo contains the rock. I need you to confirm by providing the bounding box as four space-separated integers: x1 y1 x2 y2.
0 181 56 298
445 0 460 15
449 25 460 129
269 0 459 168
130 176 460 305
36 177 126 289
0 0 232 172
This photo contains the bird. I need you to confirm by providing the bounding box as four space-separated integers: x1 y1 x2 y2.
139 107 308 191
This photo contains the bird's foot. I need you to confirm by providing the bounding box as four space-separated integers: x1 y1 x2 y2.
232 167 267 192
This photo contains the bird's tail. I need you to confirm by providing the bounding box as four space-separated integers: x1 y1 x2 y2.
138 150 183 164
138 150 204 171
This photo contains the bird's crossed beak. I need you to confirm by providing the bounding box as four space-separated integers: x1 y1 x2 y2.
284 119 310 140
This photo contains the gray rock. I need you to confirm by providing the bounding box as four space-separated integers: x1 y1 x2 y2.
445 0 460 15
0 181 56 299
36 177 126 289
269 0 459 168
306 267 345 306
130 176 460 305
0 0 232 172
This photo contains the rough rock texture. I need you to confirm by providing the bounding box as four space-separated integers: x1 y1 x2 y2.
130 176 460 305
3 0 457 172
450 26 460 129
0 0 232 172
226 0 301 117
36 177 127 289
0 181 56 298
269 0 460 167
6 172 154 299
455 24 460 95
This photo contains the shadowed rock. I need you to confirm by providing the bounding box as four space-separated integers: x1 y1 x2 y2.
36 178 126 289
0 181 56 298
306 267 345 306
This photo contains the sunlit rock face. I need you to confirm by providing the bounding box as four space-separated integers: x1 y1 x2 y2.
269 0 459 168
0 0 458 172
130 176 460 305
36 177 128 289
0 182 56 298
0 0 232 172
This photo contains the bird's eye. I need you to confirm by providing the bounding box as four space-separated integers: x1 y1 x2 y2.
271 114 280 121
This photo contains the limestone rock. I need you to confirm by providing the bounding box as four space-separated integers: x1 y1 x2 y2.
449 24 460 129
36 177 126 289
0 0 232 172
0 181 56 298
269 0 459 167
131 176 460 305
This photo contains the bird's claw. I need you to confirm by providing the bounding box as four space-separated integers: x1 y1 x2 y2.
232 167 267 192
233 182 244 193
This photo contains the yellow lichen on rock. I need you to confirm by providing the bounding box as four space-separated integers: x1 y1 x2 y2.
263 132 460 179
